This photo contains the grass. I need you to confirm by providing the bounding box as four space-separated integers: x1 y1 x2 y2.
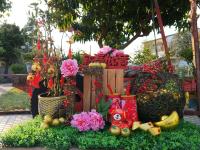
0 88 30 111
1 116 200 150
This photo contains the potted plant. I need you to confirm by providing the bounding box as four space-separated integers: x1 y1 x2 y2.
27 36 79 118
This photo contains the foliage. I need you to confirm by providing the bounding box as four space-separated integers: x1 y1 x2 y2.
0 88 30 111
1 117 200 150
172 31 193 64
0 0 11 17
22 51 35 62
0 23 25 74
48 0 191 48
72 51 84 65
133 48 157 65
179 48 193 64
97 98 112 120
10 64 26 74
22 1 56 46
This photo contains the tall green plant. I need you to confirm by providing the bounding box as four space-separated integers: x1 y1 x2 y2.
133 48 157 65
0 24 25 74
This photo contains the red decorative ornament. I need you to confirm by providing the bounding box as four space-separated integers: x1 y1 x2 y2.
82 54 129 69
37 38 41 51
63 100 70 107
64 90 71 96
43 53 48 64
48 77 54 89
60 75 65 87
31 73 41 88
93 80 102 89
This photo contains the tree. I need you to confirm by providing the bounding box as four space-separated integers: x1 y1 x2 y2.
48 0 191 49
0 0 11 13
133 48 157 65
0 24 25 74
172 31 193 64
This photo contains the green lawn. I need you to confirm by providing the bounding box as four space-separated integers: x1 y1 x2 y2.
1 116 200 150
0 88 30 111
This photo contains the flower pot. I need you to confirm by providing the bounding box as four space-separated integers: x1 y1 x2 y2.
38 94 66 117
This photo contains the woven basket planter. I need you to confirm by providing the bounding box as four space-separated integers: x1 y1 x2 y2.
38 94 66 117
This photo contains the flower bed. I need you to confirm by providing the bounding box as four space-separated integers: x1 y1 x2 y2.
1 116 200 150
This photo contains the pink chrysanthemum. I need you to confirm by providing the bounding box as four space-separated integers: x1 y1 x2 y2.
97 46 112 55
60 59 79 77
89 109 105 131
70 110 105 132
111 50 124 57
71 112 90 131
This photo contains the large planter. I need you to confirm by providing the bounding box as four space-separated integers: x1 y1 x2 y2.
130 72 186 122
38 94 66 117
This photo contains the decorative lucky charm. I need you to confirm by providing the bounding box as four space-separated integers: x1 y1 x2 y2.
110 108 131 137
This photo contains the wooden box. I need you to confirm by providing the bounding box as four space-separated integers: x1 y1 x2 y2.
83 69 124 111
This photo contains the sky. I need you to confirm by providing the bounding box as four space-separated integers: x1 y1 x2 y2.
1 0 195 57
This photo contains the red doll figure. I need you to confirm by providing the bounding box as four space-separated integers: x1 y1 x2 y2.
110 108 129 129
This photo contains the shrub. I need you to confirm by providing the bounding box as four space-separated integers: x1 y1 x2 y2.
10 63 26 74
1 117 200 150
133 48 157 65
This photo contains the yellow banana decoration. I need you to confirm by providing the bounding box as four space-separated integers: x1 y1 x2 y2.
185 92 190 106
154 111 179 129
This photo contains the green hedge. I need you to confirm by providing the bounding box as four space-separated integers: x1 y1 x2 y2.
1 116 200 150
10 63 26 74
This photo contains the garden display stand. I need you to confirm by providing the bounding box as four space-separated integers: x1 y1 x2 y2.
83 69 124 111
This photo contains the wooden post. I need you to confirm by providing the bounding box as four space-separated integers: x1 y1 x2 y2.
154 0 172 72
189 0 200 112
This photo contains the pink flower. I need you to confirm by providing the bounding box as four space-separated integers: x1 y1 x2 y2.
60 59 79 77
97 46 112 55
111 50 124 57
71 112 90 131
70 110 105 132
89 110 105 131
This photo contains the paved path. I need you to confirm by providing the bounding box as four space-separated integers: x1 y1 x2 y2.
0 83 13 95
184 115 200 126
0 114 32 133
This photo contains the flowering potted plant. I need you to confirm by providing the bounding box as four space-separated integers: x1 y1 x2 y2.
27 32 79 118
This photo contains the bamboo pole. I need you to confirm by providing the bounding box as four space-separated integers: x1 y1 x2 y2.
154 0 173 72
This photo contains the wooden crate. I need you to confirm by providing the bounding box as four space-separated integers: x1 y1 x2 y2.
83 69 124 111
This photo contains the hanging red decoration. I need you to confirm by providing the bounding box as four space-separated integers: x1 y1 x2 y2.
32 73 41 88
48 77 54 89
37 34 41 51
43 53 48 64
60 75 65 87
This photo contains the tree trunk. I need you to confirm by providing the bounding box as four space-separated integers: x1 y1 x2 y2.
98 38 103 48
4 62 9 74
190 0 200 112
